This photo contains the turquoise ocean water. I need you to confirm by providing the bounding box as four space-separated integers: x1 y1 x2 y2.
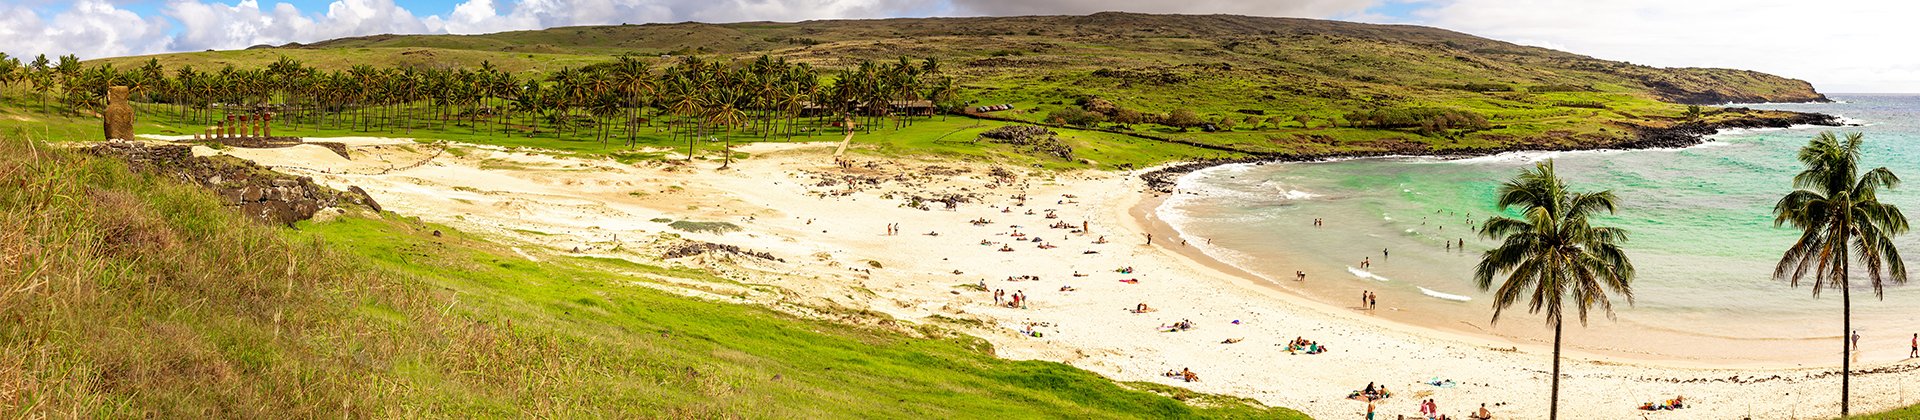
1160 95 1920 364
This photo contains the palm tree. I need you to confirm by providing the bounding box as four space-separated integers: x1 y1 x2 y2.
704 85 748 169
0 54 18 104
1772 132 1908 418
1473 159 1635 420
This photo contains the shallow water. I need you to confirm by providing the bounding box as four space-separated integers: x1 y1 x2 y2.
1160 95 1920 364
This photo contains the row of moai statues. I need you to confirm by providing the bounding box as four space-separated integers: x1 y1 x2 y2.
194 113 274 141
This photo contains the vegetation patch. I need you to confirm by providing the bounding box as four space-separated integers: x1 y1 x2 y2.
666 220 741 233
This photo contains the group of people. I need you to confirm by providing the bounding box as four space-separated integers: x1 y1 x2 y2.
992 289 1027 309
1350 382 1392 401
1160 319 1195 332
1286 337 1326 355
1416 398 1444 419
1163 367 1200 383
1637 395 1686 411
1361 291 1378 310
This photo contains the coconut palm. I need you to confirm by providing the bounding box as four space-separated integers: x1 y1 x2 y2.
1772 131 1908 418
1473 159 1635 420
704 85 749 169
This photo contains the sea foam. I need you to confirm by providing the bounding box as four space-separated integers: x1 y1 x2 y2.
1418 287 1473 302
1347 266 1389 282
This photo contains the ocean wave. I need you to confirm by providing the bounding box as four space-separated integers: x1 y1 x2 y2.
1347 266 1389 282
1418 287 1473 302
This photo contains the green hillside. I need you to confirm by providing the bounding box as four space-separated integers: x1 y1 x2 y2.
0 133 1299 417
73 12 1827 160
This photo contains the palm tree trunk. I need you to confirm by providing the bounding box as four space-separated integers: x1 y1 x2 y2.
1551 317 1562 420
1843 263 1852 418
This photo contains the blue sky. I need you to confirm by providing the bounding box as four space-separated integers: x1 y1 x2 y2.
1 0 1915 92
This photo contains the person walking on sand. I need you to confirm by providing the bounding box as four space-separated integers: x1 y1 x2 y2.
1853 329 1862 352
1365 399 1375 420
1146 233 1153 245
1910 333 1917 358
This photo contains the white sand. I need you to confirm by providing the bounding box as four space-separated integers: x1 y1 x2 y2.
209 136 1920 419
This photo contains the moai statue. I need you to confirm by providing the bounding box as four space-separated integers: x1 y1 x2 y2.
261 113 273 138
224 115 237 139
102 86 134 141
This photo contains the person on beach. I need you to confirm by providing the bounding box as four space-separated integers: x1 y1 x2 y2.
1383 248 1388 260
1853 329 1862 352
1362 257 1371 269
994 289 1004 305
1369 293 1377 310
1470 403 1492 420
1361 291 1370 309
1365 400 1375 420
1296 271 1306 281
1911 333 1917 358
1146 233 1153 245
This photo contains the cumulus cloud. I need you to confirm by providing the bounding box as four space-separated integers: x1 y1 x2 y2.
166 0 432 51
1413 0 1920 92
0 0 172 61
948 0 1375 18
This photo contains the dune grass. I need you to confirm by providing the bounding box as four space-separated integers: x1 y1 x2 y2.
0 134 1301 418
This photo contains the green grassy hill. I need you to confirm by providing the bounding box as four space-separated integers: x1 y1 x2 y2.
0 133 1298 417
105 12 1825 106
81 12 1827 160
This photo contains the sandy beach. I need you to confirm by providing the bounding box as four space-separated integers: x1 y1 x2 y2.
172 135 1920 419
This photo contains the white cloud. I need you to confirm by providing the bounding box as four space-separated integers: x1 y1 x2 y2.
1413 0 1920 92
0 0 172 61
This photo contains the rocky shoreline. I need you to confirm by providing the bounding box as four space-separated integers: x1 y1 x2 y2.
1140 110 1842 192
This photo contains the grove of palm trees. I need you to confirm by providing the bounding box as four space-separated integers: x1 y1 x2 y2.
0 52 959 160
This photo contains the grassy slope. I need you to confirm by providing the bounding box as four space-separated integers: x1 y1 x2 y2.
0 134 1301 417
88 13 1826 157
1864 405 1920 419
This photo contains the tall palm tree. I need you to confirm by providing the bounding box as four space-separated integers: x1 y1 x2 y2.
1773 131 1908 418
1473 159 1635 420
704 85 748 169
